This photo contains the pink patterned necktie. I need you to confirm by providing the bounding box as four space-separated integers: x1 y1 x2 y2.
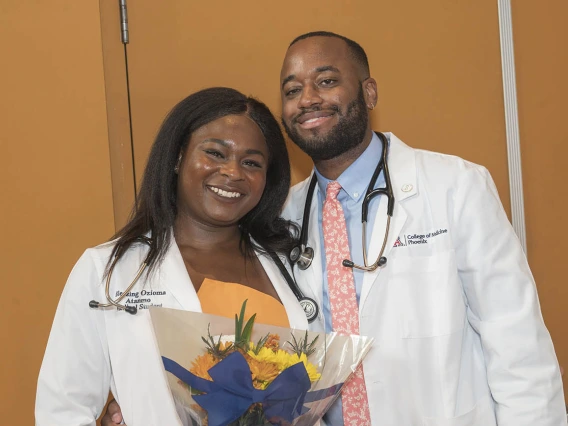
323 181 371 426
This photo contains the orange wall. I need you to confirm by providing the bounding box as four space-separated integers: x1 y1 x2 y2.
512 0 568 395
1 2 566 425
0 2 115 424
121 1 511 213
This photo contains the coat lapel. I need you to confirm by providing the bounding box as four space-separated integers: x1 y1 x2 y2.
158 235 202 312
158 231 310 330
360 133 416 310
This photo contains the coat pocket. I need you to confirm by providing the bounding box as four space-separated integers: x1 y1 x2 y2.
390 250 467 338
422 395 496 426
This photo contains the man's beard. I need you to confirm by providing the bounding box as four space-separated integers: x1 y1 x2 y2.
281 86 368 162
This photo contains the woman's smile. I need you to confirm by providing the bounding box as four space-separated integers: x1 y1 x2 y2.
207 185 244 199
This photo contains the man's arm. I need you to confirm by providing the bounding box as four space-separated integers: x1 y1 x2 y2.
453 164 566 425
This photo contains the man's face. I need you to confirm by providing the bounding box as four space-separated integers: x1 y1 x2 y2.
280 36 375 161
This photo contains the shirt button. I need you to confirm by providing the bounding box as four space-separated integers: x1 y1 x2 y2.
401 184 413 192
353 192 359 198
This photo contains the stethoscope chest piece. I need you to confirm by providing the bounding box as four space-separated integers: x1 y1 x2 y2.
290 245 314 270
299 297 319 323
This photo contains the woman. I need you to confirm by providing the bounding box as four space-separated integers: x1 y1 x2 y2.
35 87 308 425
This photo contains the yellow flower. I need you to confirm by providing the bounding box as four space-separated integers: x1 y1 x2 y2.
247 349 321 382
247 357 280 389
190 353 218 381
248 347 273 362
272 349 296 371
247 347 292 371
294 353 322 382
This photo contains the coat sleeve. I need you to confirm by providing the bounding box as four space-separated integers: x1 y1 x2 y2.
35 250 111 426
452 165 566 425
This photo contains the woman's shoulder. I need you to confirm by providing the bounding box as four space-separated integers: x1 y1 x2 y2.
85 236 152 259
75 239 116 269
87 239 116 255
65 241 115 280
66 238 154 289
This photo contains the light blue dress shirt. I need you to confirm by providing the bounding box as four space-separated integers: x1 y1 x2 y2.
315 132 385 424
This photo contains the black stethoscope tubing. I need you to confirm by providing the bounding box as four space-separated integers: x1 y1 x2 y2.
288 176 317 270
289 131 394 272
362 132 395 222
268 252 319 323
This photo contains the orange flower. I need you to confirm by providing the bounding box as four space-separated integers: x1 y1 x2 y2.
247 356 280 389
190 353 218 381
263 334 281 351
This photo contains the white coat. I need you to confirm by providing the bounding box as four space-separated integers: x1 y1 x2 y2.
282 133 566 426
35 238 309 425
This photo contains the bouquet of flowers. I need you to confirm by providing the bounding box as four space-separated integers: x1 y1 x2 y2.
150 302 373 426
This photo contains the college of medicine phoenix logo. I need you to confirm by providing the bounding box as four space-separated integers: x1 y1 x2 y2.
393 236 405 247
393 229 448 248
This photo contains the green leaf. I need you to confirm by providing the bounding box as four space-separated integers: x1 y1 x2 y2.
241 313 256 344
235 313 241 342
252 333 270 355
234 299 248 342
288 330 319 357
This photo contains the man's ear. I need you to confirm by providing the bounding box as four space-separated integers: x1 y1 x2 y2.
363 77 378 110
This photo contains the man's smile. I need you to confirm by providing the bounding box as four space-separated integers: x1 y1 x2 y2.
295 110 336 130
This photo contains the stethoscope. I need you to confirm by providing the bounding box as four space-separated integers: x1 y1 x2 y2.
89 132 393 323
89 236 153 315
289 131 395 272
88 237 320 323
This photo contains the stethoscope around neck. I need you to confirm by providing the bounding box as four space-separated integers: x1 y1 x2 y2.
89 132 394 325
88 236 321 323
289 131 395 273
89 236 154 315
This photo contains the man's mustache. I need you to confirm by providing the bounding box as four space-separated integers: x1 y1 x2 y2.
292 105 340 124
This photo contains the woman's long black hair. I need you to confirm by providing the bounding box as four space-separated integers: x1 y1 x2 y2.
106 87 297 275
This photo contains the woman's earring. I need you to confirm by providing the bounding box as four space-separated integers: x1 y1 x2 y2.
368 103 375 110
174 153 182 174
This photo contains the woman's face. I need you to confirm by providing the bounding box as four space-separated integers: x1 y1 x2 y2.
176 114 269 227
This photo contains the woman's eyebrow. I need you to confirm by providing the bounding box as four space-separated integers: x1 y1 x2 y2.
244 149 266 157
201 139 266 157
201 138 228 146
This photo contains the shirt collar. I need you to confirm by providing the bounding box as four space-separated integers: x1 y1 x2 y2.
314 132 383 202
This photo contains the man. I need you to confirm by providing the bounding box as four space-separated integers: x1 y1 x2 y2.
103 31 566 425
